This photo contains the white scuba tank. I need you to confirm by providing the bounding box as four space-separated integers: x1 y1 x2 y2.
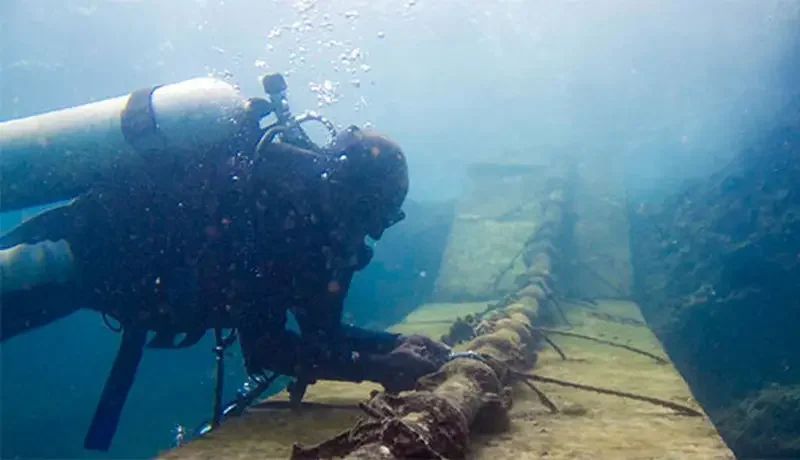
0 77 250 212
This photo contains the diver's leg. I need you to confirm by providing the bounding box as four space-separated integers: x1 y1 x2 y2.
0 201 85 341
1 284 83 342
0 237 82 342
0 200 77 248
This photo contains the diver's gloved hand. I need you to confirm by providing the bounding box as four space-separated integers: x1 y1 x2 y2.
362 334 451 393
242 327 451 393
396 333 452 364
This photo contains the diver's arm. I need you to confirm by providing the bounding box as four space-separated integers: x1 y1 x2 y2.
236 302 311 378
335 245 404 354
238 303 388 383
244 250 446 391
291 243 401 357
339 323 401 355
260 318 445 393
239 324 305 377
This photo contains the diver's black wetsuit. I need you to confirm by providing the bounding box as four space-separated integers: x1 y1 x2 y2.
0 128 445 450
1 132 403 363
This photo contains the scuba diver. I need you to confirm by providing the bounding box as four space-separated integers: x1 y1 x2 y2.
0 73 450 450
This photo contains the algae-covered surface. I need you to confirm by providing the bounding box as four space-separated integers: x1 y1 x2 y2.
569 157 633 299
434 219 536 300
159 300 733 459
434 162 546 302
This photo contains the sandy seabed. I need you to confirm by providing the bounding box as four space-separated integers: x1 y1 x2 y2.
159 300 734 460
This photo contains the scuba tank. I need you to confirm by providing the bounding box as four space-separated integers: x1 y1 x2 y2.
0 77 251 212
0 75 339 213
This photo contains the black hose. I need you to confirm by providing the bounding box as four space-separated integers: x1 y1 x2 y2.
192 373 279 438
211 329 225 428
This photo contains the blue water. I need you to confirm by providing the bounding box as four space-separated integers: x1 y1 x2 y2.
1 1 799 458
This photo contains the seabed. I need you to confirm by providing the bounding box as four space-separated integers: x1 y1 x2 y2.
158 300 734 459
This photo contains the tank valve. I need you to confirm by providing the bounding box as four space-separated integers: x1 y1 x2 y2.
258 73 337 152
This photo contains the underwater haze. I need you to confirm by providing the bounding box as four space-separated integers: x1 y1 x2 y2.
1 0 799 458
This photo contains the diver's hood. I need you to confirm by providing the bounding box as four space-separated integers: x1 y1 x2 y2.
326 126 409 239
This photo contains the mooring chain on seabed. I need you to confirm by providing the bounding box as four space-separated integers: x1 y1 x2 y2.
290 163 701 460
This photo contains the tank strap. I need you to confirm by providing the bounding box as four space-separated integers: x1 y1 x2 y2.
120 85 167 153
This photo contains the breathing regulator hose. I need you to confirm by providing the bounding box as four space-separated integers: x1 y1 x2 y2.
256 73 339 156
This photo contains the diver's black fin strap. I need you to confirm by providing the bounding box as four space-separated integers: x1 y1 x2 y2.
120 85 167 154
0 200 77 249
84 327 147 451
